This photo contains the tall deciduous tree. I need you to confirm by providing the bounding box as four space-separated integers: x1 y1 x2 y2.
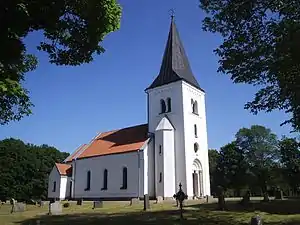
199 0 300 132
208 149 220 195
279 137 300 193
0 138 69 201
235 125 279 194
216 142 249 194
1 0 122 125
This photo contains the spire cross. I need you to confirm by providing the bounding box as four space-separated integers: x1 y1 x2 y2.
169 9 175 20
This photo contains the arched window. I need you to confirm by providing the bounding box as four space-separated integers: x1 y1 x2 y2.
194 143 199 153
160 99 166 113
102 169 108 190
121 167 128 189
85 170 91 191
52 181 56 192
159 172 162 183
159 145 162 155
166 98 172 112
192 100 198 115
194 124 198 138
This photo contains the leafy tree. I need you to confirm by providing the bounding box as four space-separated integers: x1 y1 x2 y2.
208 149 220 196
1 0 122 125
216 142 249 195
0 138 69 201
200 0 300 132
279 137 300 193
235 125 279 194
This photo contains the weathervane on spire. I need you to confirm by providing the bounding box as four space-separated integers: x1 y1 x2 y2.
169 9 175 20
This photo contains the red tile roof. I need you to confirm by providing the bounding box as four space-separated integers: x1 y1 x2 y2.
72 124 148 160
55 163 72 176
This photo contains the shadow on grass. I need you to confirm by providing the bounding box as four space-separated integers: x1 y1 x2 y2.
15 207 300 225
189 199 300 215
14 209 239 225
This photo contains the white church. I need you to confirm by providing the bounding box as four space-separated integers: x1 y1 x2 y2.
48 17 211 201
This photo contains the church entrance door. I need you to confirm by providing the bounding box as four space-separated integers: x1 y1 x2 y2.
192 159 204 198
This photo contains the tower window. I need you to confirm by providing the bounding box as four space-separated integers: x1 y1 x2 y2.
192 100 198 115
85 170 91 191
194 124 198 138
160 99 166 113
194 143 199 153
159 172 162 183
102 169 108 190
159 145 162 155
166 98 172 112
121 167 128 189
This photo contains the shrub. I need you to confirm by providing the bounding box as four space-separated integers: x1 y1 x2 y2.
63 202 70 208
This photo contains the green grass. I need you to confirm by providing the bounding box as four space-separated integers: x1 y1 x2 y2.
1 199 300 225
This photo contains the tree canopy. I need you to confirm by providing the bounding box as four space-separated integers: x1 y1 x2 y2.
1 0 122 125
0 138 69 201
200 0 300 132
209 125 300 197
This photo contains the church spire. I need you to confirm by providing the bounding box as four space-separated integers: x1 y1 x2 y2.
146 16 202 91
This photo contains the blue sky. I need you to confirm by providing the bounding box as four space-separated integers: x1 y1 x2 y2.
0 0 296 153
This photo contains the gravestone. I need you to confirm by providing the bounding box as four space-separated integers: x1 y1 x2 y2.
275 189 283 200
93 201 103 209
156 196 163 204
173 183 188 219
38 200 46 207
77 199 83 205
206 195 213 203
49 202 62 215
143 194 150 211
11 202 26 213
130 198 139 206
250 215 263 225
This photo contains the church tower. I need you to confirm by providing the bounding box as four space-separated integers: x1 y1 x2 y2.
145 17 211 198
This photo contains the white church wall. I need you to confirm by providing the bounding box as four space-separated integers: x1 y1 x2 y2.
182 81 211 197
147 81 187 195
65 177 72 199
59 176 68 200
162 129 175 197
154 130 164 197
147 138 155 197
73 151 141 199
142 144 148 196
47 167 61 199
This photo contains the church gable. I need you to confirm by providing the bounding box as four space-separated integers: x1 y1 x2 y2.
55 163 72 176
72 124 148 160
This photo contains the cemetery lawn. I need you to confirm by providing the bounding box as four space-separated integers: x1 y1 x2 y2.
1 199 300 225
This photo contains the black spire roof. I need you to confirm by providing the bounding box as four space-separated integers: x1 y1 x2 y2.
146 18 203 91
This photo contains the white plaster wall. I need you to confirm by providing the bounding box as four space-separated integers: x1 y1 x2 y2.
182 81 211 197
47 167 61 199
147 81 187 195
65 177 72 199
162 129 175 197
147 138 155 197
59 176 67 200
73 151 141 199
154 130 164 197
142 145 148 195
